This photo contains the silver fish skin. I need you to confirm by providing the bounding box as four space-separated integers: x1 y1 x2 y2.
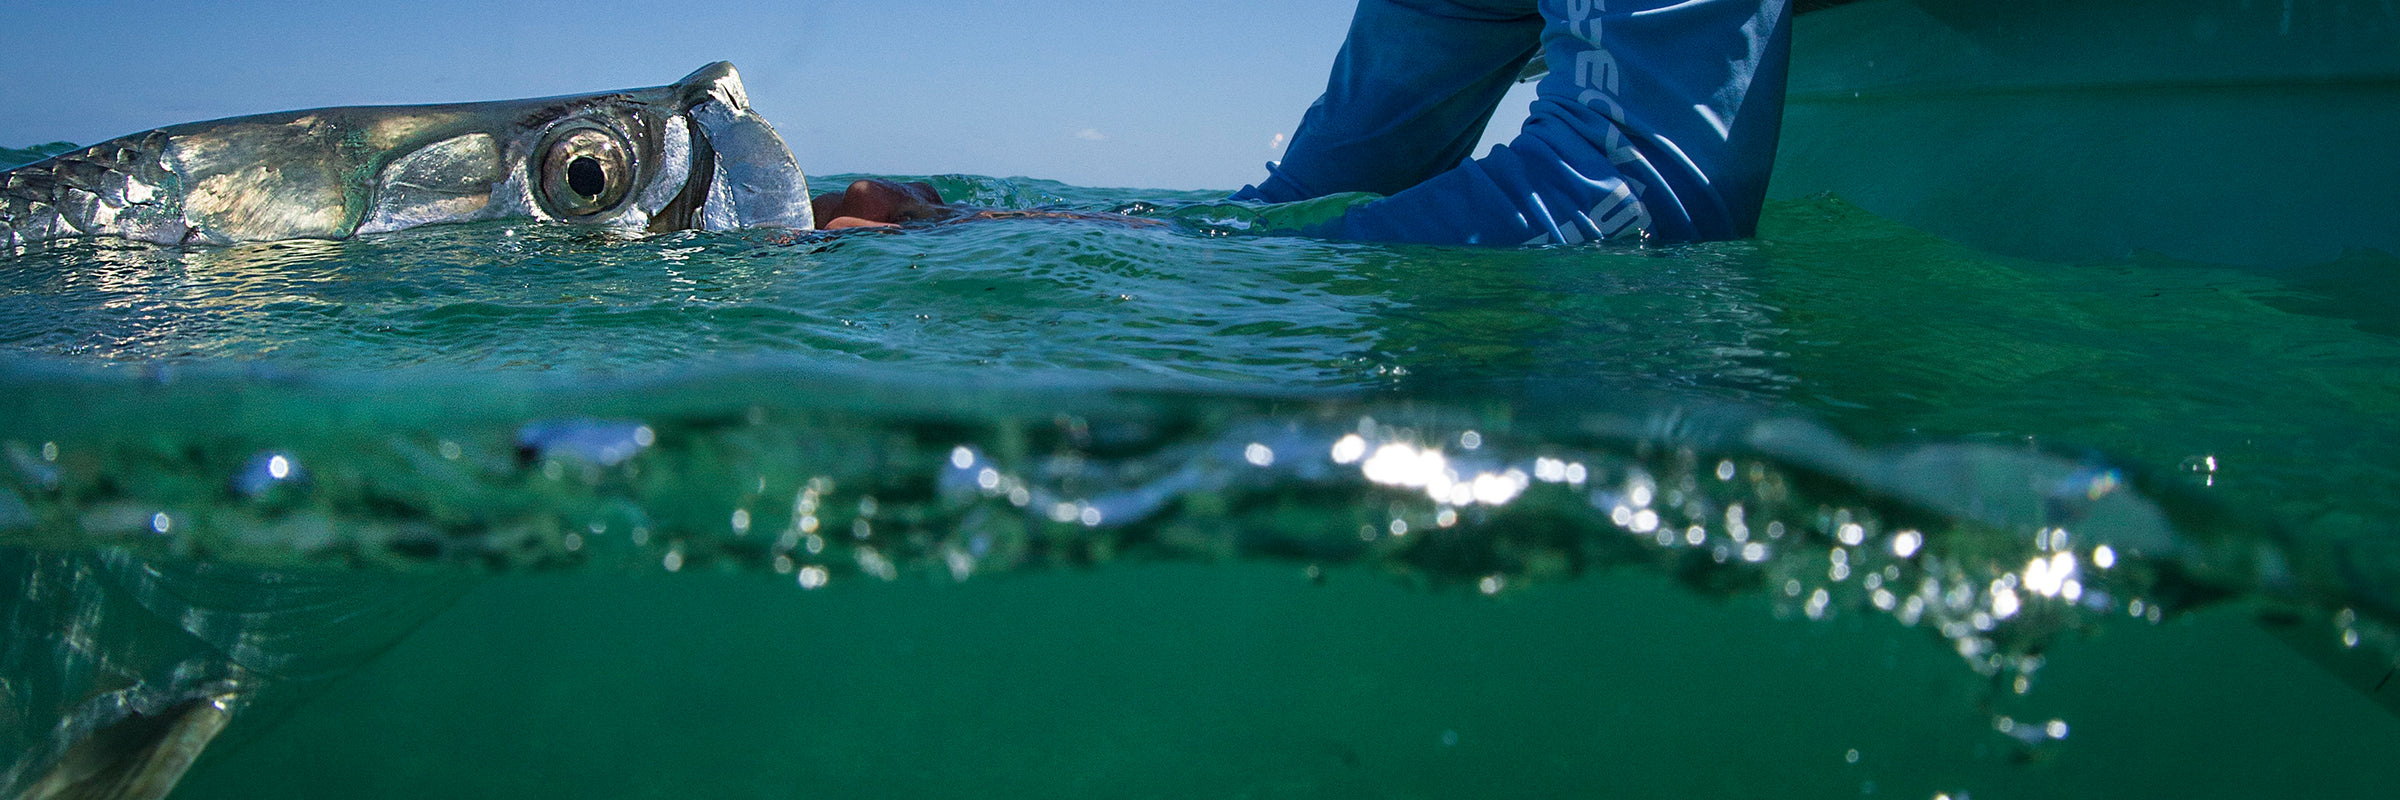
0 61 812 247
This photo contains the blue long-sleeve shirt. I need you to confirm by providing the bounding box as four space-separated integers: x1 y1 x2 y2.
1233 0 1791 245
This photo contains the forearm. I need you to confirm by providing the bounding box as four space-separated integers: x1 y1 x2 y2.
1234 0 1543 203
1248 0 1793 246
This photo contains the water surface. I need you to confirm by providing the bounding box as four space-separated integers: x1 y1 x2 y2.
3 164 2397 798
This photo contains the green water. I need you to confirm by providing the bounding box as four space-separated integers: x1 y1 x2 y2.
4 161 2397 797
13 0 2400 782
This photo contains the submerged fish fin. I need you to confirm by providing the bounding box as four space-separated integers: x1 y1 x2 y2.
12 692 238 800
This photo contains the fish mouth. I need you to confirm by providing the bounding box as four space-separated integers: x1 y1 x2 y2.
647 63 812 233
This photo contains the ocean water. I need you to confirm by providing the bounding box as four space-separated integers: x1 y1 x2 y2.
4 153 2399 798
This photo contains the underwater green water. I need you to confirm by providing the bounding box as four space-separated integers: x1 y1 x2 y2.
3 158 2397 798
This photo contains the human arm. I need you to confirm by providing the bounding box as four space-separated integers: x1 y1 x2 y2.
1235 0 1793 246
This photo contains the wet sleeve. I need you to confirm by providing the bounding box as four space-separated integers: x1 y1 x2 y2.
1233 0 1792 246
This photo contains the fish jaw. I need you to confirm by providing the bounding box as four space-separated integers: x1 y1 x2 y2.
672 62 814 232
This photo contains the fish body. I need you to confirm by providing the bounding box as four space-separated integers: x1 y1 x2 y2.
0 62 811 247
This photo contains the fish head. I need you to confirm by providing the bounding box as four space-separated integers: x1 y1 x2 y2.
153 62 811 243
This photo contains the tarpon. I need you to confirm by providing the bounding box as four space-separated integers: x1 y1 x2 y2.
0 62 812 247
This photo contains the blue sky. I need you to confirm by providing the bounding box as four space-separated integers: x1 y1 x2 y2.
0 0 1535 190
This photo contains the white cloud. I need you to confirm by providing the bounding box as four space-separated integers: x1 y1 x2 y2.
1073 128 1107 141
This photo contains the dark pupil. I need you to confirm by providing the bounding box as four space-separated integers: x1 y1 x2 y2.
567 156 608 199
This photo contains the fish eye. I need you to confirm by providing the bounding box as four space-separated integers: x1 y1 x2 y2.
535 122 635 219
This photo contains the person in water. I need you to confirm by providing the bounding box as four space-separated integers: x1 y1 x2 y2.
821 0 1791 246
1240 0 1792 245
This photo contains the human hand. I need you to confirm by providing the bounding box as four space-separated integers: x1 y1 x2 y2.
811 179 952 229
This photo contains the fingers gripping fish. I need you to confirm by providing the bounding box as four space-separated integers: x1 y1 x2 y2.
0 62 813 247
